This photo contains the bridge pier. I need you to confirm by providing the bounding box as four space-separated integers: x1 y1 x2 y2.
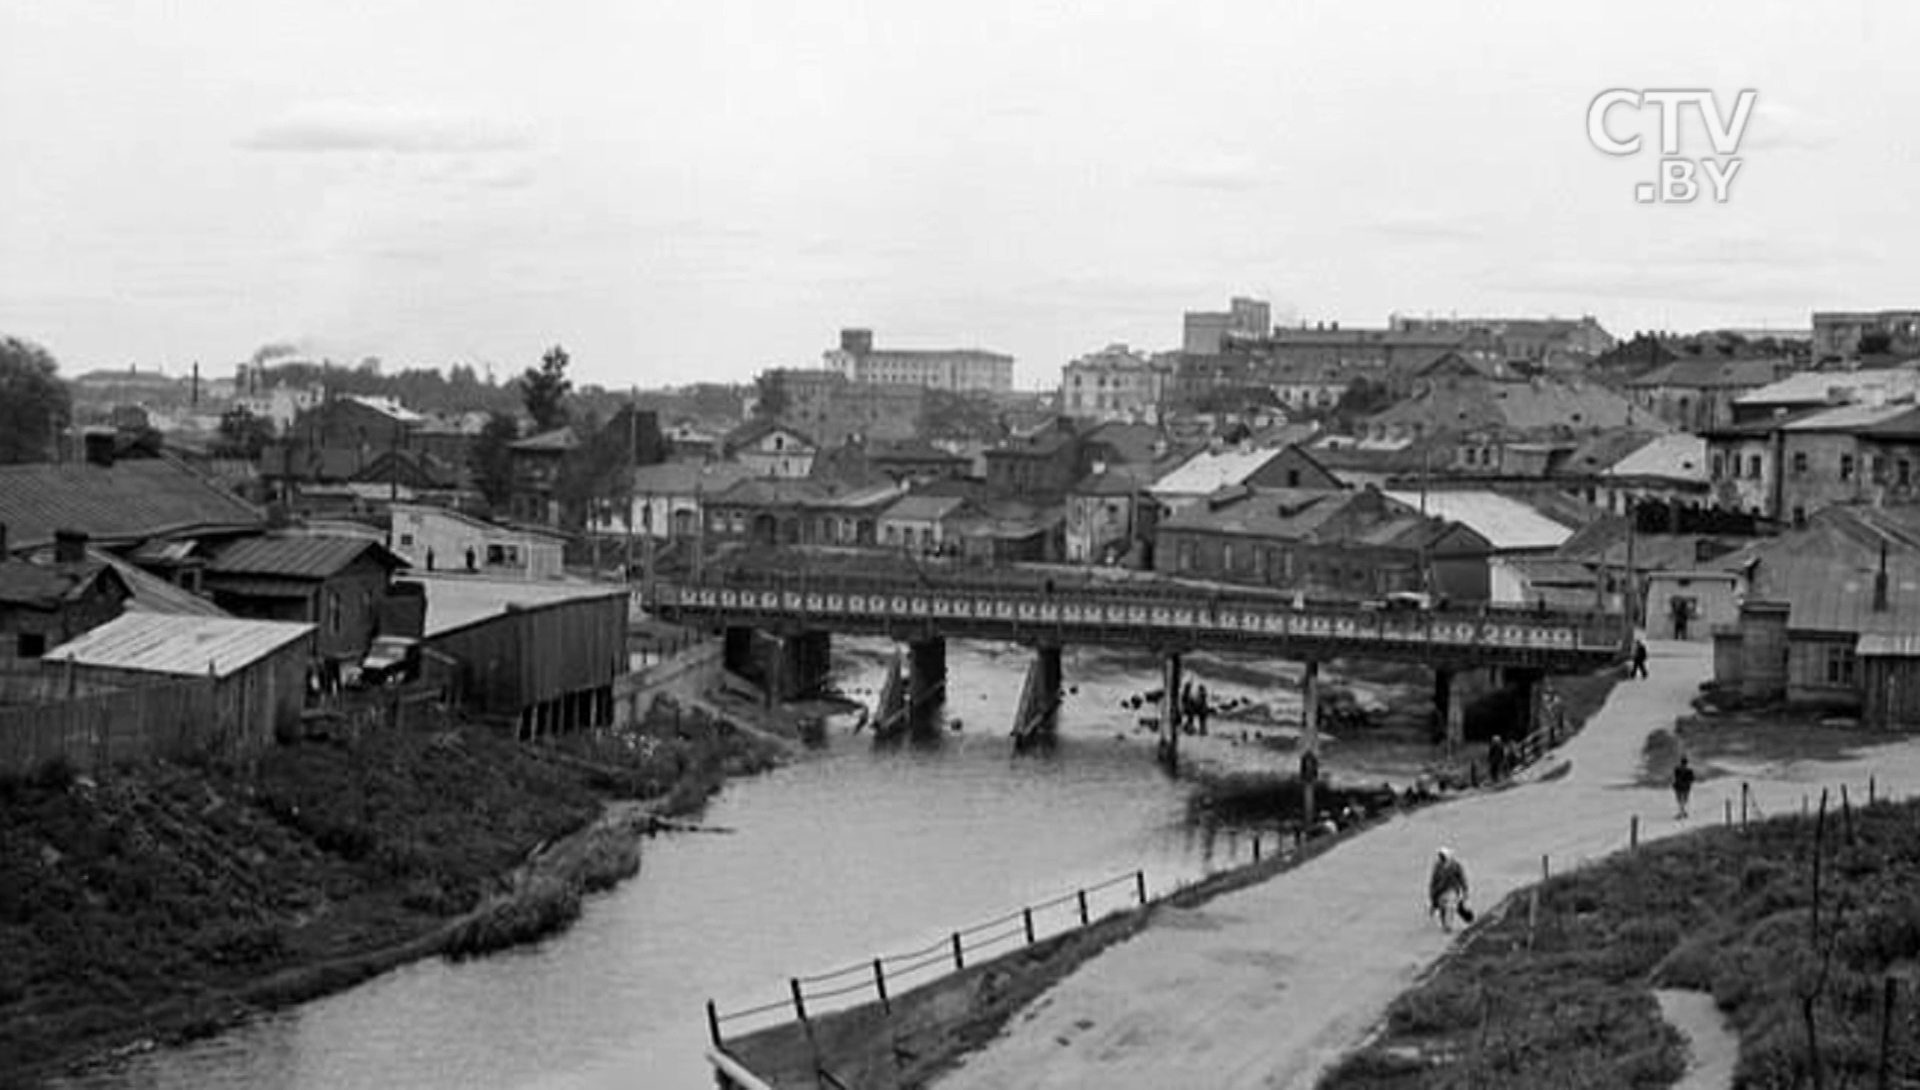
1510 667 1543 739
908 639 947 708
1158 652 1182 770
722 626 755 676
1011 644 1064 751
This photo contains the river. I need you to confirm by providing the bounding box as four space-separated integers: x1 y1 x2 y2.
57 638 1391 1090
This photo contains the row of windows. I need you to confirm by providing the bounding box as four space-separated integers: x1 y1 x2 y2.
1710 450 1916 486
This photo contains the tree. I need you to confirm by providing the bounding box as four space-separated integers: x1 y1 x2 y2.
0 335 73 464
521 345 573 432
752 369 790 420
215 407 275 459
470 412 520 512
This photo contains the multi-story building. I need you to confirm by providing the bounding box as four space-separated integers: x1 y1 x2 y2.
1387 314 1616 361
1623 357 1794 433
1706 401 1920 524
723 420 817 479
1811 309 1920 361
1182 297 1272 354
821 329 1014 394
1059 344 1171 422
767 368 926 445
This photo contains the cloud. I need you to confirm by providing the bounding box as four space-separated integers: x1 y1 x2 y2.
237 101 531 154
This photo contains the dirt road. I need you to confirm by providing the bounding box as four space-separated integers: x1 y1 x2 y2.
931 641 1920 1090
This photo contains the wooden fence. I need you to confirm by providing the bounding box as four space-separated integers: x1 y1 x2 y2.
0 663 216 779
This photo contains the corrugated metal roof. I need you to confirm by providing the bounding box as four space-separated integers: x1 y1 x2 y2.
0 457 265 550
45 613 313 678
1858 633 1920 657
1737 367 1920 407
1603 433 1708 481
1149 448 1284 497
415 574 627 637
881 495 971 523
209 534 400 579
1781 402 1920 432
1381 490 1573 550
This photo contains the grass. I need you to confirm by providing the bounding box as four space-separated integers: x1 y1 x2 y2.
1319 796 1920 1090
0 694 783 1086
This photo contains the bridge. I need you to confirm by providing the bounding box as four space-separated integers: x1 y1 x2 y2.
642 568 1628 777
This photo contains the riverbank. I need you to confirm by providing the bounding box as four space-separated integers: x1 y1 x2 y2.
1321 792 1920 1089
0 687 786 1087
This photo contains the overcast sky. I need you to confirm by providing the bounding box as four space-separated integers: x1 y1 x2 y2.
2 0 1913 390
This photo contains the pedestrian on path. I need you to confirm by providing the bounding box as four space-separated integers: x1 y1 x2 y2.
1630 640 1649 679
1428 848 1471 928
1671 754 1696 819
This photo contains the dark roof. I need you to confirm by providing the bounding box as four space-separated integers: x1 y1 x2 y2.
708 478 830 507
510 426 579 453
0 559 125 609
1625 357 1791 390
208 534 404 580
0 457 266 551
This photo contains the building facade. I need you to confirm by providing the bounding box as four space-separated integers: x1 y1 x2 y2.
1812 309 1920 361
1060 344 1171 422
822 329 1014 394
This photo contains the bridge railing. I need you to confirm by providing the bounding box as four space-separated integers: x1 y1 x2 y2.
647 576 1630 655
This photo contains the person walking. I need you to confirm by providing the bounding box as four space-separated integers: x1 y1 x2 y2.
1671 754 1697 819
1428 848 1472 930
1630 639 1649 680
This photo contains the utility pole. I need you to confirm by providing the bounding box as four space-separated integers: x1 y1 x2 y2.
625 389 637 583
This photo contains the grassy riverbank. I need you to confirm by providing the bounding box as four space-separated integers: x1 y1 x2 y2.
1320 795 1920 1089
0 693 783 1086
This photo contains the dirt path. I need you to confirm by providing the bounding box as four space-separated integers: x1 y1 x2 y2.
931 641 1920 1090
1654 989 1741 1090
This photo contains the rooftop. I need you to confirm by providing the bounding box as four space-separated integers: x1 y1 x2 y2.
1602 433 1708 482
1625 357 1792 389
1736 365 1920 408
0 457 266 551
1149 448 1286 498
1379 490 1574 550
45 613 313 678
413 573 627 638
209 534 404 580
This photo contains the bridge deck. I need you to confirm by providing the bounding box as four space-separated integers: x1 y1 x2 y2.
646 574 1627 671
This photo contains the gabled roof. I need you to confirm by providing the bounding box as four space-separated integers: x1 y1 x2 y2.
629 460 756 496
708 477 830 507
0 558 125 610
1780 401 1920 433
1556 431 1663 477
389 504 568 542
0 457 266 551
209 534 405 580
725 418 817 451
881 494 974 523
1735 365 1920 408
510 426 579 453
1719 522 1920 635
1158 487 1391 540
342 395 426 424
1149 447 1286 498
1379 490 1574 550
1366 376 1651 435
1602 433 1708 482
46 613 314 678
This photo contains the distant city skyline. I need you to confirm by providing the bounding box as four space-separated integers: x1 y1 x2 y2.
3 0 1911 390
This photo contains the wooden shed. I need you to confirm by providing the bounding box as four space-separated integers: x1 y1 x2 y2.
416 575 628 737
43 612 315 758
1858 633 1920 731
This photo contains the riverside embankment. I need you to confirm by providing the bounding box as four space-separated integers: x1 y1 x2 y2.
2 653 786 1088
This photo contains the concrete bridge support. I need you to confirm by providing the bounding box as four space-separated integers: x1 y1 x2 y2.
722 626 755 676
1012 644 1064 751
766 630 832 705
1158 652 1183 770
908 639 947 709
1509 667 1543 740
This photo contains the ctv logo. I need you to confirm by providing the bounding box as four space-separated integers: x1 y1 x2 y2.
1587 89 1757 203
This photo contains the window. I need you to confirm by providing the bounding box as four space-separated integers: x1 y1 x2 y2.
1286 469 1301 487
1793 506 1807 527
16 632 46 658
1792 452 1808 476
1901 460 1913 487
1177 541 1195 572
1872 455 1886 483
1222 543 1235 571
1710 454 1723 480
1748 454 1762 479
1841 454 1855 481
327 591 343 634
1824 645 1857 687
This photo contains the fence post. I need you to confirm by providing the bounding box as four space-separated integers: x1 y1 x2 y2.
1725 798 1733 827
1527 887 1539 951
1253 835 1262 864
1630 814 1639 850
1842 783 1855 846
1741 782 1750 826
872 959 890 1015
789 978 808 1024
1022 907 1036 946
950 932 964 972
1880 976 1897 1090
1869 776 1876 806
1077 889 1090 926
1135 870 1147 906
707 999 722 1048
1541 854 1550 883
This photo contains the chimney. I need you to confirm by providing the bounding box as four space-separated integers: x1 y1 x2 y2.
54 529 88 565
1874 540 1889 612
83 431 116 467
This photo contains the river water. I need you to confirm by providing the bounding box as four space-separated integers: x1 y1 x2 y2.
58 638 1376 1090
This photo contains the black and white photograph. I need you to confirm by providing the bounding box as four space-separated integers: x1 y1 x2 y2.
3 2 1919 1087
